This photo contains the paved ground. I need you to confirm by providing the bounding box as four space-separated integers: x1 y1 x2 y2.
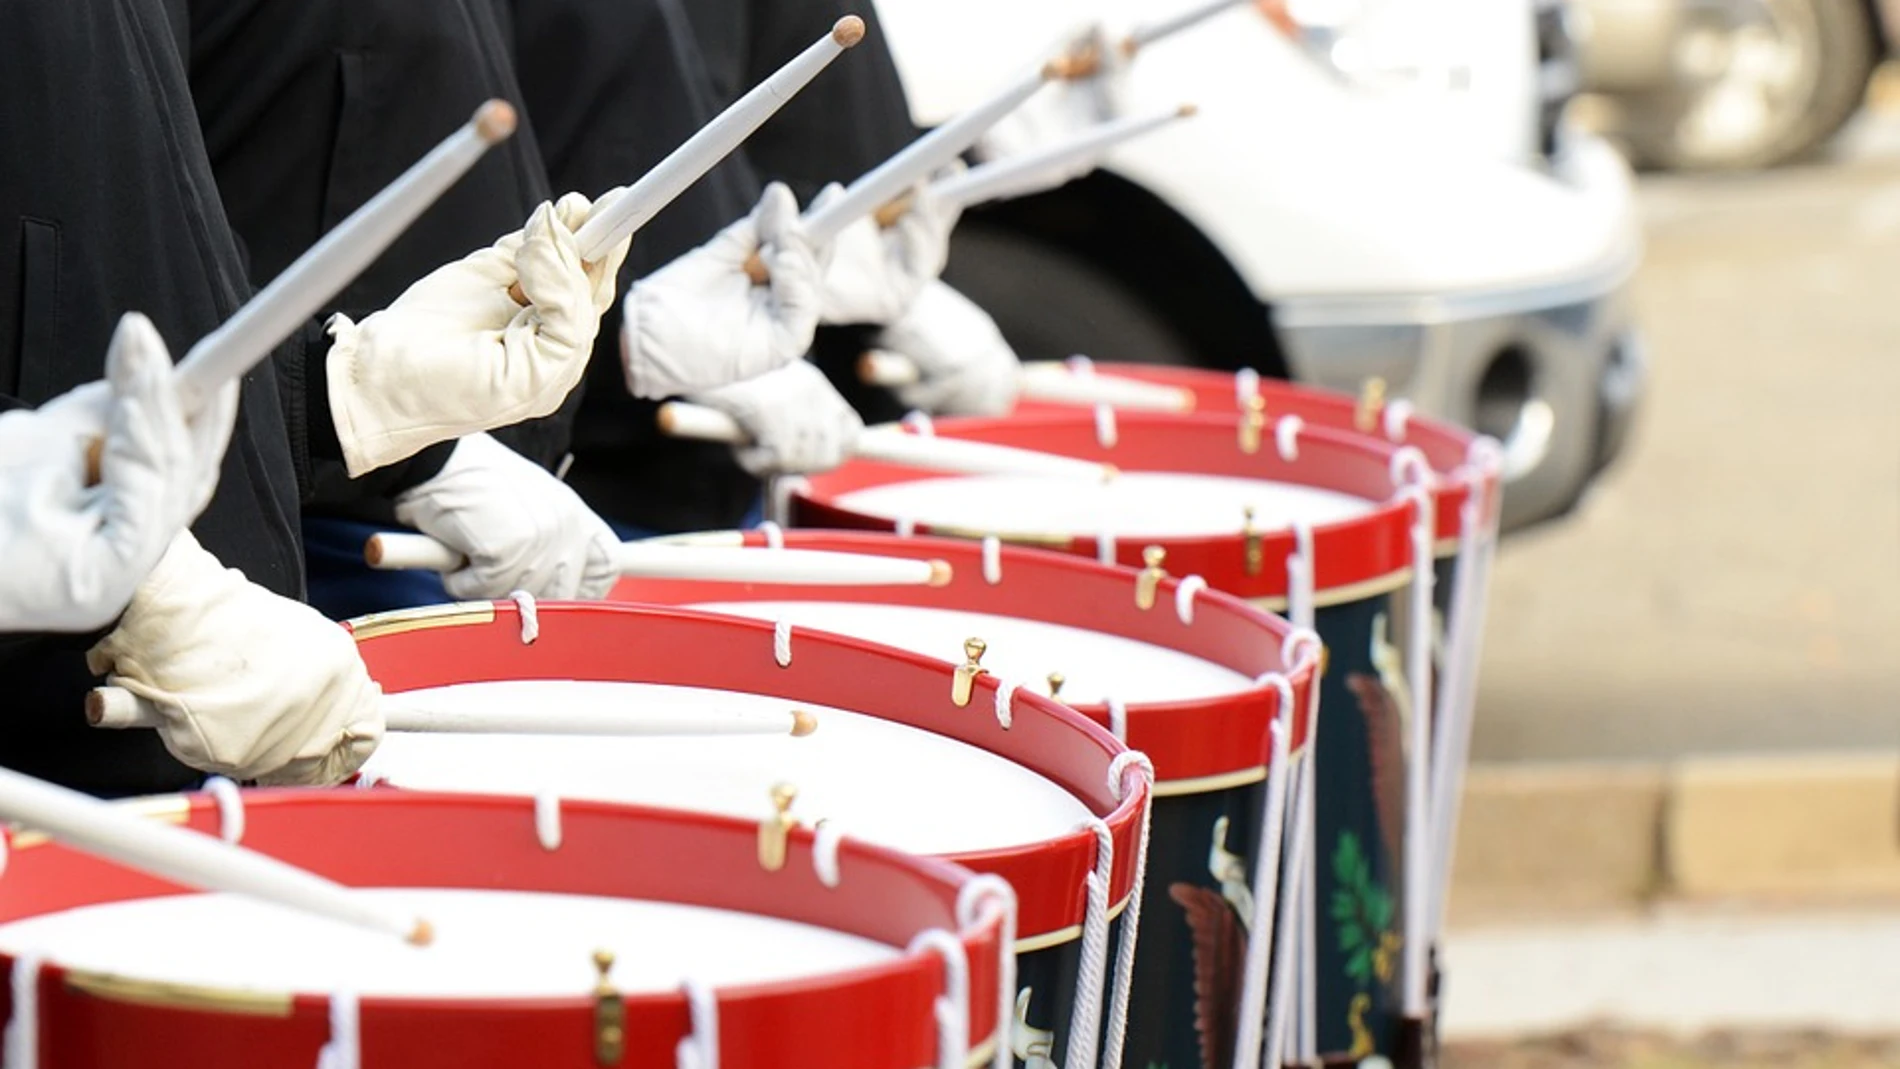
1470 104 1900 764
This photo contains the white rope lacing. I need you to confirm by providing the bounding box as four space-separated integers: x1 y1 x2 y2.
767 476 810 529
315 990 360 1069
4 954 41 1069
1264 751 1314 1069
1394 476 1437 1023
1064 819 1115 1069
993 679 1017 730
674 980 719 1069
1389 445 1434 492
896 515 917 538
1106 697 1128 743
508 590 539 645
903 411 936 437
812 821 844 889
1100 752 1155 1069
1096 527 1117 567
755 521 785 550
957 875 1019 1069
1287 523 1317 633
773 618 792 668
204 776 244 845
1065 354 1096 376
1235 367 1261 409
1279 629 1325 1069
534 792 562 852
1093 404 1118 449
354 768 386 790
1275 415 1303 463
907 929 971 1069
1174 575 1207 625
981 536 1002 585
1384 399 1415 442
1233 673 1297 1069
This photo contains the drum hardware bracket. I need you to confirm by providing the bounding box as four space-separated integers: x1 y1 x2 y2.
592 949 626 1065
1046 672 1065 699
758 783 799 871
952 638 990 707
1242 508 1265 577
1239 394 1267 454
1356 376 1387 434
1135 545 1168 610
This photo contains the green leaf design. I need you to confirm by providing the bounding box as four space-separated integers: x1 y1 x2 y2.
1347 946 1372 983
1330 829 1401 994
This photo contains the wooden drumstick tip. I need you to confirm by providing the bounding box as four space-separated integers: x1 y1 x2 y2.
83 437 105 486
363 535 388 568
1178 103 1200 118
655 405 680 435
1101 464 1121 483
790 710 819 737
832 15 866 47
742 251 770 285
927 560 954 587
83 689 108 727
473 100 517 145
407 919 435 947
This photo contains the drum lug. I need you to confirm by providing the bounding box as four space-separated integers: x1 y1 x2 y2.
1046 672 1065 699
1242 507 1264 577
1135 545 1168 610
592 949 626 1066
1356 377 1387 434
1239 394 1267 454
952 638 990 707
758 783 799 871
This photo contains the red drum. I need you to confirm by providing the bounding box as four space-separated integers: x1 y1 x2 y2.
787 410 1482 1067
612 529 1321 1069
0 789 1007 1069
344 600 1146 1069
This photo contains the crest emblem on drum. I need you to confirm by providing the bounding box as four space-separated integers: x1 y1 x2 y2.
1167 816 1256 1069
1012 987 1058 1069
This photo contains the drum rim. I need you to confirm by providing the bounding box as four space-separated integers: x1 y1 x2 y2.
619 530 1320 794
0 789 1007 1055
346 600 1149 943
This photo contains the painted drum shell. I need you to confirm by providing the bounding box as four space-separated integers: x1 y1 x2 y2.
791 413 1426 604
345 601 1145 950
0 790 1006 1069
615 531 1319 788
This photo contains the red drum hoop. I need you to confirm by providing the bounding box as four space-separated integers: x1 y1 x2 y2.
1015 363 1503 547
0 790 1005 1069
792 413 1426 605
615 531 1317 793
346 601 1145 946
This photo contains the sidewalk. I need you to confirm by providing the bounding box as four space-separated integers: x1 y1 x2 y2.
1441 906 1900 1039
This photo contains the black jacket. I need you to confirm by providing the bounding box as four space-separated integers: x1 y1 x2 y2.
0 0 306 795
190 0 569 512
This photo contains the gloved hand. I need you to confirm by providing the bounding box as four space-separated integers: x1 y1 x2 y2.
878 281 1022 417
326 192 630 477
688 361 863 476
620 182 822 399
86 531 383 786
393 433 619 601
0 313 236 633
813 177 959 326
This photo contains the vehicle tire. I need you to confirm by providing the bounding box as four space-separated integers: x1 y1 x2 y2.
940 224 1203 369
1618 0 1877 171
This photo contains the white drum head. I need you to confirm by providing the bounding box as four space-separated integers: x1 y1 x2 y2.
362 682 1094 856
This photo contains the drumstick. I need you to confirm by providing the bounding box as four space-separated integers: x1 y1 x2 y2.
0 765 430 945
929 105 1197 212
88 689 818 740
85 102 516 483
362 535 955 587
741 56 1061 283
1122 0 1254 54
573 17 863 263
857 355 1197 413
658 401 1118 481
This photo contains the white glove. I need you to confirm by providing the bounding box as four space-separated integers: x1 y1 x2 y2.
620 182 822 399
688 361 863 477
326 192 631 478
394 433 619 601
879 281 1022 417
86 531 383 786
814 177 959 326
0 313 236 633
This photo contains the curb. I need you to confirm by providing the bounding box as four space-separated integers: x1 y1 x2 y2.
1447 751 1900 924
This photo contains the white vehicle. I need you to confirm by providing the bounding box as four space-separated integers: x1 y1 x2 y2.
877 0 1646 530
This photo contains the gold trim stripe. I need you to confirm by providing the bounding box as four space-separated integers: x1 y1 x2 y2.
1154 766 1268 797
1248 565 1415 612
63 970 294 1017
1013 889 1133 953
349 601 497 642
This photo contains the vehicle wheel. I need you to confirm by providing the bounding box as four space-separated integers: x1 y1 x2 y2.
940 225 1203 368
1619 0 1876 171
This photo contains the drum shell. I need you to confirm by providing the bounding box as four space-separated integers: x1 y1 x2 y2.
0 791 1006 1069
